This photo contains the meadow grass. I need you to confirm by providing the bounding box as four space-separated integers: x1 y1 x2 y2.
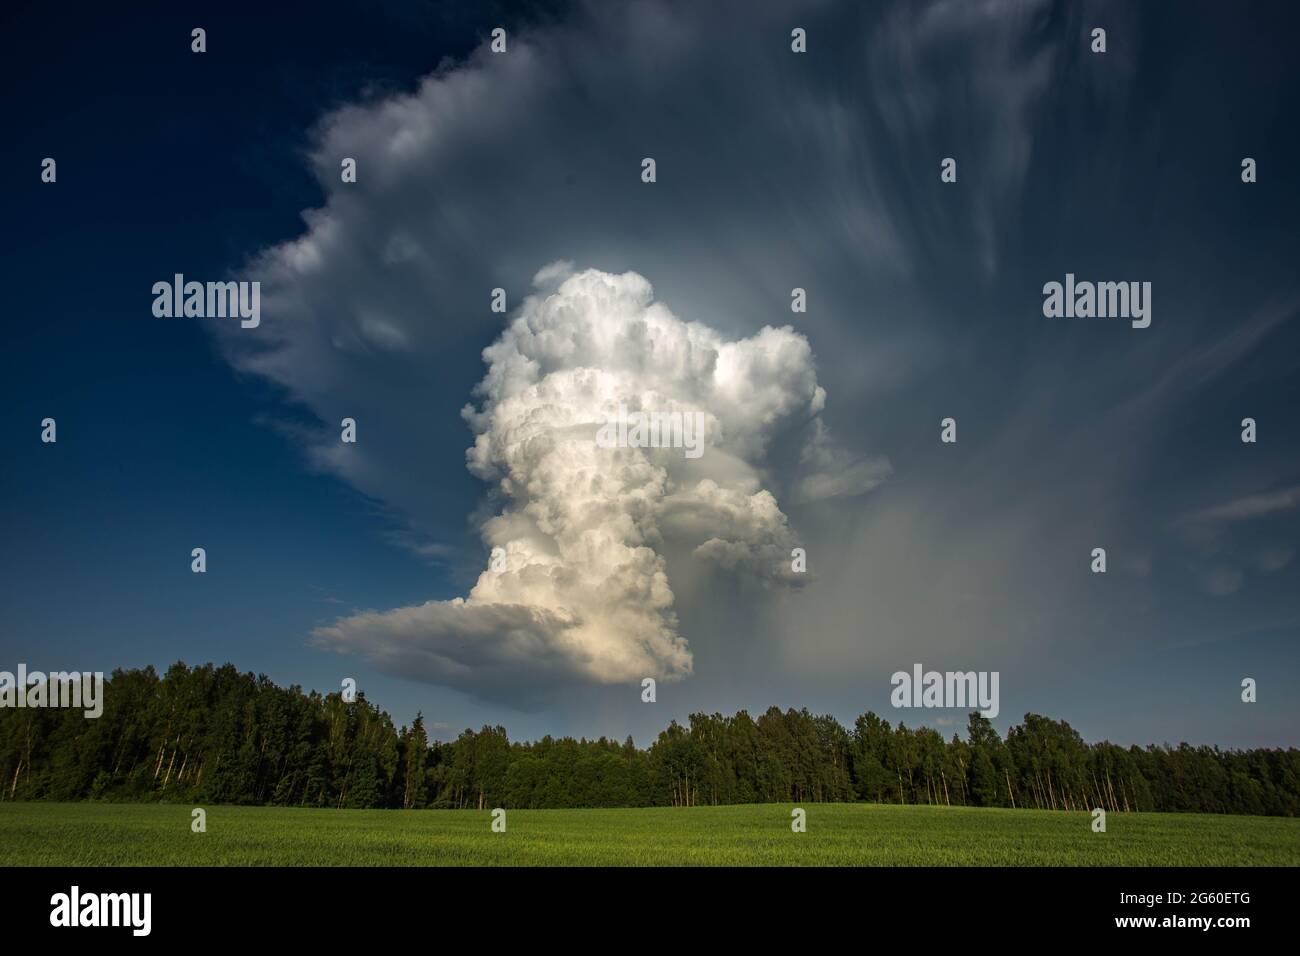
2 801 1296 866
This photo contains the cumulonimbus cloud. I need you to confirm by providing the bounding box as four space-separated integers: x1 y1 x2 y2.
312 266 882 698
211 0 1214 712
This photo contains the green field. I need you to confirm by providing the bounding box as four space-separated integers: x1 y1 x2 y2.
2 802 1296 866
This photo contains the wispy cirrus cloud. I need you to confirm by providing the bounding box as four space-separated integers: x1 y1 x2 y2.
1179 484 1300 525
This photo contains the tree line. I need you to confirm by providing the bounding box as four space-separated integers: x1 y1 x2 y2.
2 662 1297 816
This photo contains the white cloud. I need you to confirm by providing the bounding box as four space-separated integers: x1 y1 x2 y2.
314 268 871 698
208 0 1202 713
1181 485 1300 525
1257 547 1294 573
794 419 893 504
1201 567 1245 598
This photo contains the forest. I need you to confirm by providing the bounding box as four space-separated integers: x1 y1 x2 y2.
2 662 1297 816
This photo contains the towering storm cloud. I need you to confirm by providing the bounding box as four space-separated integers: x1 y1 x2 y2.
204 0 1300 740
312 265 880 698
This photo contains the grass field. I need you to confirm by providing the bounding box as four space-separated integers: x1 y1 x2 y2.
2 802 1297 866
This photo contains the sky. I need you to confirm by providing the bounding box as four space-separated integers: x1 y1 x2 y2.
2 0 1298 749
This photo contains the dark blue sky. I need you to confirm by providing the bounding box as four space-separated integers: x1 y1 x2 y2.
3 0 1298 748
